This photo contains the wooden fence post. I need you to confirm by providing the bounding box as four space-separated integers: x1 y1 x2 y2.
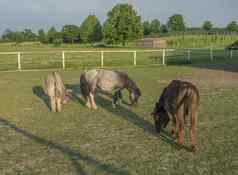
162 49 166 65
101 51 104 68
230 50 233 59
187 49 191 63
62 51 65 69
210 46 213 60
17 52 21 70
133 51 137 66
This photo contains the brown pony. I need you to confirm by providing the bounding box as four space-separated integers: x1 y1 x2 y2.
151 80 200 152
43 72 72 112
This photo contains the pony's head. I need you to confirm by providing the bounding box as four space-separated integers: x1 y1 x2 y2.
151 101 169 133
129 88 141 105
151 87 169 133
62 89 73 104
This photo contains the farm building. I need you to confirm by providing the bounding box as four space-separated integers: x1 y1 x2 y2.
136 38 167 48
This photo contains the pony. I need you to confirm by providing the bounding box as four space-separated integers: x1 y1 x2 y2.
151 80 200 152
43 72 72 112
80 69 141 109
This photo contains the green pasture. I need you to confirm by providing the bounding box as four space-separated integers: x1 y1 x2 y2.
0 63 238 174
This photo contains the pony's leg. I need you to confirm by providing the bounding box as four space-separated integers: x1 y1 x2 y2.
56 97 62 112
190 104 198 152
50 96 56 112
112 91 121 108
177 105 185 146
117 90 123 104
112 93 117 108
171 119 177 138
85 96 91 108
89 93 97 109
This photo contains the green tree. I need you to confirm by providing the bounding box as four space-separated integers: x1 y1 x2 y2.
62 25 80 43
143 21 151 36
150 19 160 34
80 15 103 43
227 21 238 32
167 14 186 32
160 24 168 33
22 29 37 41
38 29 48 43
202 21 213 32
47 27 62 43
2 29 14 41
103 3 143 45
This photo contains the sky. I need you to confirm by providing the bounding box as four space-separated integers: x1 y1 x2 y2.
0 0 237 35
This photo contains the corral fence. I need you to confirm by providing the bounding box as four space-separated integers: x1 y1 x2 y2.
0 48 237 71
166 47 237 65
0 49 173 71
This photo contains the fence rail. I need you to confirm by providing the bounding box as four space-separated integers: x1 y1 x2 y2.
0 49 174 71
0 48 236 71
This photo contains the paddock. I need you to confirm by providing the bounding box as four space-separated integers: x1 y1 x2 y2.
0 61 238 174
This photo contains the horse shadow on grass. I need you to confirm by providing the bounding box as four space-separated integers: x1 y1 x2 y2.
0 117 131 175
32 86 49 108
32 85 191 152
95 94 192 152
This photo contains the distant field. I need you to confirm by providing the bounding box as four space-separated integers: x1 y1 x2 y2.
0 63 238 174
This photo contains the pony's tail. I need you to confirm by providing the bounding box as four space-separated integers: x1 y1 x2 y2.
80 72 90 100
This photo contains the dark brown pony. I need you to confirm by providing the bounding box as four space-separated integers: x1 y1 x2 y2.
151 80 200 152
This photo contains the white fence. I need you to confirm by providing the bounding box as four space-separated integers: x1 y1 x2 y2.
184 47 235 62
0 49 174 71
0 48 236 71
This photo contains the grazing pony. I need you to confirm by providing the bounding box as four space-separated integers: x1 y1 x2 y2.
151 80 200 152
43 72 72 112
80 69 141 109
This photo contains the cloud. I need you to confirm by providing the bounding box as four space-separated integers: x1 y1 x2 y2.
0 0 237 34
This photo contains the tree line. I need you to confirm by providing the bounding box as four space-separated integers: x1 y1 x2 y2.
1 3 238 46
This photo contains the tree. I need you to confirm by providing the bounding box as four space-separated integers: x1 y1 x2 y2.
160 24 168 33
143 21 151 36
38 29 48 43
47 27 62 43
62 25 80 43
227 21 238 32
2 29 14 41
150 19 160 34
103 3 143 45
202 21 213 32
22 29 37 41
167 14 186 32
80 15 103 43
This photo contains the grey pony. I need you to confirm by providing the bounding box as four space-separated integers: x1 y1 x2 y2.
80 69 141 109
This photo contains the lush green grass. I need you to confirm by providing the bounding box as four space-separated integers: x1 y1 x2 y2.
165 34 238 49
0 64 238 174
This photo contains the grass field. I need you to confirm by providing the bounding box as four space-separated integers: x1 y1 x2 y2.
0 59 238 174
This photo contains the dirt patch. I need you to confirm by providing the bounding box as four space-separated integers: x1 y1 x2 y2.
192 67 238 89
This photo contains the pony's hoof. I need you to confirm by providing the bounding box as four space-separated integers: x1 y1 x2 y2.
92 105 98 109
86 103 91 108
